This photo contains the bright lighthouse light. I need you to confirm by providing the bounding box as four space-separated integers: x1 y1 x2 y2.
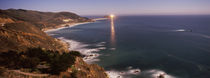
110 14 115 18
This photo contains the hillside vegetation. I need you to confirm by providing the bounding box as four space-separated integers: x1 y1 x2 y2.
0 21 69 52
0 9 93 52
0 9 92 29
0 9 108 78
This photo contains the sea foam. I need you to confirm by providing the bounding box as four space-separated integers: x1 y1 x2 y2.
106 67 177 78
140 69 176 78
48 21 177 78
58 37 105 64
174 29 186 32
106 66 141 78
57 37 176 78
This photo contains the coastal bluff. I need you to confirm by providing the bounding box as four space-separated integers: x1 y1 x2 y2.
0 9 108 78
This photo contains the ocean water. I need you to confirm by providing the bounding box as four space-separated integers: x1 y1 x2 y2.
47 15 210 78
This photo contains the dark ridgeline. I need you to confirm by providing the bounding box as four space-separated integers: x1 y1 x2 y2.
0 9 92 29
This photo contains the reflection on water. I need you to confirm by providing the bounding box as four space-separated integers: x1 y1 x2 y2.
110 17 116 47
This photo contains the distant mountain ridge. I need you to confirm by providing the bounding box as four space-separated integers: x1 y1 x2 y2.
0 9 92 30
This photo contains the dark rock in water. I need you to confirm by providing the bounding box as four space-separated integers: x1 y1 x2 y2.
73 57 108 78
158 74 165 78
120 72 124 74
134 70 140 73
81 55 86 58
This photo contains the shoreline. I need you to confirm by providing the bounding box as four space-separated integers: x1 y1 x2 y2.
43 18 144 78
43 22 92 32
44 18 176 78
93 18 108 21
44 18 108 32
45 18 139 78
45 18 107 63
44 18 113 77
44 18 139 78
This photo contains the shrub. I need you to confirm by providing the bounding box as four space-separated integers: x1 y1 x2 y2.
69 51 82 57
0 47 78 75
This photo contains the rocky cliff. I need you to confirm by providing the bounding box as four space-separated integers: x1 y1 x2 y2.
0 9 108 78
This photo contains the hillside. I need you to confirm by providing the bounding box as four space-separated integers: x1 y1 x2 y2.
0 9 108 78
0 21 69 52
0 9 93 30
0 9 93 52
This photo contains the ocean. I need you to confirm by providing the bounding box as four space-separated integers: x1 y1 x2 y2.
46 15 210 78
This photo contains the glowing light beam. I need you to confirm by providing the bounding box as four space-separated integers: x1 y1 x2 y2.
110 14 115 18
110 14 116 47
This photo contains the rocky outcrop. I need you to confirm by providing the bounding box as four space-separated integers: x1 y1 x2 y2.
71 57 108 78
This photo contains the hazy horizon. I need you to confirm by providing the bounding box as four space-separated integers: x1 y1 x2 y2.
0 0 210 16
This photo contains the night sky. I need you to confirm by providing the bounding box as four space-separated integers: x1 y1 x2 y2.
0 0 210 15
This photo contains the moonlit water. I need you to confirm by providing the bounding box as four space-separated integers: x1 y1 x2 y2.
47 15 210 78
110 17 116 47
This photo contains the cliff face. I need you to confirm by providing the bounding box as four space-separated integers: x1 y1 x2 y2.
0 9 108 78
72 57 108 78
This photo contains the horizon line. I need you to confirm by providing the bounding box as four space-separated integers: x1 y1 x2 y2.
1 8 210 16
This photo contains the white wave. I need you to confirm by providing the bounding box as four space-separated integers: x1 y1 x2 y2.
106 67 177 78
109 48 116 50
58 37 105 64
95 42 106 47
140 69 176 78
106 66 141 78
175 29 186 32
98 47 106 50
200 34 210 39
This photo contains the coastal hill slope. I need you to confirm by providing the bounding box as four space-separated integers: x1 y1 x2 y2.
0 9 92 52
0 9 108 78
0 9 92 30
0 21 69 52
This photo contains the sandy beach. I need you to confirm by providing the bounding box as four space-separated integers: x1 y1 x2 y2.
44 18 108 32
44 22 92 32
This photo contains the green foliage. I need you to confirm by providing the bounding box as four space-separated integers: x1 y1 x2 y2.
0 47 78 75
69 51 82 57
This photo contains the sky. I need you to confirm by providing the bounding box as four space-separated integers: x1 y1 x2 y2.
0 0 210 15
